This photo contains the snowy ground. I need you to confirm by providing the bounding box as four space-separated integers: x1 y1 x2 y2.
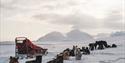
0 36 125 63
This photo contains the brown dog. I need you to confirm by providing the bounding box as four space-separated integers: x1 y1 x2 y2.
63 51 70 60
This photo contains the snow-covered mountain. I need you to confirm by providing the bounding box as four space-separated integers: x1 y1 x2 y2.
37 29 93 42
94 33 110 39
37 30 125 42
37 31 66 42
110 31 125 37
94 31 125 39
66 29 93 41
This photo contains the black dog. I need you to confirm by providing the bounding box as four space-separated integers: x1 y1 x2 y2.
96 41 105 50
9 56 19 63
112 44 117 48
89 43 96 50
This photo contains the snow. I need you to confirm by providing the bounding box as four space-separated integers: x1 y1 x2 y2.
0 36 125 63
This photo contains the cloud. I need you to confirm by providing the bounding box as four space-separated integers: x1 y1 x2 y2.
103 10 125 30
0 0 124 41
33 13 99 30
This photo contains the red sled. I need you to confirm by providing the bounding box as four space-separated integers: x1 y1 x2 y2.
15 37 47 58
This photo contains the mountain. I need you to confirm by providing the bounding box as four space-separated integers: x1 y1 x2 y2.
66 29 93 41
95 31 125 43
94 33 110 39
110 31 125 37
37 29 93 42
37 31 66 42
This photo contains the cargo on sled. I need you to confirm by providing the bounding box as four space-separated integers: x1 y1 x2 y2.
15 37 47 58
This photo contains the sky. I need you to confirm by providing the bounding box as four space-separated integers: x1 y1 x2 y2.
0 0 125 41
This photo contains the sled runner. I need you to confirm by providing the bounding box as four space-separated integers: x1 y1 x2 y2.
15 37 47 58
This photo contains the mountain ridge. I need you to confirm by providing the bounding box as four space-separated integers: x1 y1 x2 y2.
37 29 93 42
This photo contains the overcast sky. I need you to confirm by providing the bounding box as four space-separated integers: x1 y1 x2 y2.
0 0 124 41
